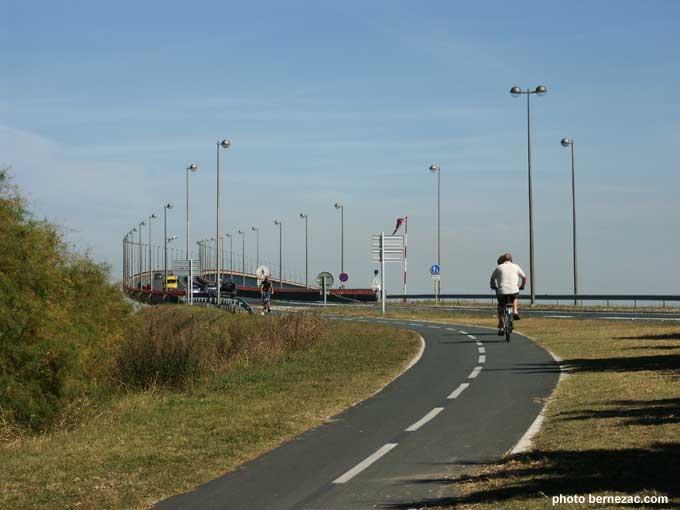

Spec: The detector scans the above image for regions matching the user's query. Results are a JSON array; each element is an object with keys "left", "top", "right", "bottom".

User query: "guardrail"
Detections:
[
  {"left": 386, "top": 294, "right": 680, "bottom": 308},
  {"left": 191, "top": 296, "right": 254, "bottom": 314}
]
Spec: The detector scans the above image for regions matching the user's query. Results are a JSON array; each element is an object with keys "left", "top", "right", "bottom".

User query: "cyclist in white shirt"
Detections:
[{"left": 490, "top": 253, "right": 527, "bottom": 335}]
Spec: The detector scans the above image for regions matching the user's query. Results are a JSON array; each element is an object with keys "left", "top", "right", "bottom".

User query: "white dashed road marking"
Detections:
[
  {"left": 468, "top": 366, "right": 483, "bottom": 379},
  {"left": 405, "top": 408, "right": 445, "bottom": 432},
  {"left": 478, "top": 355, "right": 486, "bottom": 364},
  {"left": 333, "top": 443, "right": 399, "bottom": 484},
  {"left": 467, "top": 335, "right": 477, "bottom": 340},
  {"left": 478, "top": 347, "right": 486, "bottom": 353},
  {"left": 447, "top": 383, "right": 470, "bottom": 400}
]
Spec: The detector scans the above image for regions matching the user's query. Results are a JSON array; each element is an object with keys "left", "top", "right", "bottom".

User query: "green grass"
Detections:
[
  {"left": 0, "top": 315, "right": 420, "bottom": 510},
  {"left": 314, "top": 307, "right": 679, "bottom": 509}
]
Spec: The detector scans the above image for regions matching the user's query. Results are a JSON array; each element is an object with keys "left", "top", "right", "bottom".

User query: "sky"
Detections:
[{"left": 2, "top": 1, "right": 679, "bottom": 294}]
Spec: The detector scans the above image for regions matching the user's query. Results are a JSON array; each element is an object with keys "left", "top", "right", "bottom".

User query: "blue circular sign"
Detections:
[{"left": 430, "top": 264, "right": 441, "bottom": 275}]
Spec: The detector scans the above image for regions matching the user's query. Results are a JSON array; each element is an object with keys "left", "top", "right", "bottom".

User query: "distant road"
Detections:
[{"left": 155, "top": 317, "right": 559, "bottom": 510}]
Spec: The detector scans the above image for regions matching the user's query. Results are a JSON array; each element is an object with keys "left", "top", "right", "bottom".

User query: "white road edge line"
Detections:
[
  {"left": 478, "top": 355, "right": 486, "bottom": 363},
  {"left": 405, "top": 407, "right": 445, "bottom": 432},
  {"left": 446, "top": 327, "right": 457, "bottom": 331},
  {"left": 429, "top": 325, "right": 441, "bottom": 329},
  {"left": 410, "top": 323, "right": 423, "bottom": 326},
  {"left": 333, "top": 443, "right": 399, "bottom": 484},
  {"left": 447, "top": 382, "right": 470, "bottom": 399},
  {"left": 468, "top": 366, "right": 483, "bottom": 379},
  {"left": 510, "top": 350, "right": 569, "bottom": 454}
]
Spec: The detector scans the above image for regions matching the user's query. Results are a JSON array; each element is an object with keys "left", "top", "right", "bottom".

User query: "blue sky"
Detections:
[{"left": 2, "top": 1, "right": 679, "bottom": 293}]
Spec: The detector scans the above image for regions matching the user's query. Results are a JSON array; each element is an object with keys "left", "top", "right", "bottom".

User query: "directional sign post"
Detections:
[
  {"left": 371, "top": 233, "right": 404, "bottom": 315},
  {"left": 430, "top": 264, "right": 441, "bottom": 302},
  {"left": 173, "top": 259, "right": 201, "bottom": 305},
  {"left": 316, "top": 272, "right": 334, "bottom": 308}
]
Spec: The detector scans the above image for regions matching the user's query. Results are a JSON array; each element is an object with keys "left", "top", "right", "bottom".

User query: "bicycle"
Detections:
[{"left": 502, "top": 301, "right": 514, "bottom": 342}]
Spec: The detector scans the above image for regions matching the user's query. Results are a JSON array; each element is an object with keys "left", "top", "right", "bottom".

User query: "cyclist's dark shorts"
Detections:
[
  {"left": 497, "top": 293, "right": 519, "bottom": 306},
  {"left": 262, "top": 291, "right": 272, "bottom": 302}
]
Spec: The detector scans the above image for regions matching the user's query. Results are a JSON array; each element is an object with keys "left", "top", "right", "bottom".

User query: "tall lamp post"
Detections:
[
  {"left": 138, "top": 220, "right": 146, "bottom": 289},
  {"left": 226, "top": 233, "right": 233, "bottom": 276},
  {"left": 334, "top": 202, "right": 344, "bottom": 279},
  {"left": 561, "top": 137, "right": 579, "bottom": 306},
  {"left": 428, "top": 164, "right": 441, "bottom": 302},
  {"left": 237, "top": 230, "right": 245, "bottom": 286},
  {"left": 163, "top": 203, "right": 173, "bottom": 290},
  {"left": 216, "top": 139, "right": 231, "bottom": 302},
  {"left": 299, "top": 213, "right": 308, "bottom": 288},
  {"left": 185, "top": 163, "right": 198, "bottom": 261},
  {"left": 510, "top": 84, "right": 547, "bottom": 305},
  {"left": 274, "top": 220, "right": 283, "bottom": 288},
  {"left": 148, "top": 213, "right": 157, "bottom": 290},
  {"left": 251, "top": 226, "right": 260, "bottom": 269}
]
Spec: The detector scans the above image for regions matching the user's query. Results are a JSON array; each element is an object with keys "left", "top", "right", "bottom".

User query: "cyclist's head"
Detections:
[
  {"left": 503, "top": 253, "right": 513, "bottom": 262},
  {"left": 497, "top": 255, "right": 504, "bottom": 265}
]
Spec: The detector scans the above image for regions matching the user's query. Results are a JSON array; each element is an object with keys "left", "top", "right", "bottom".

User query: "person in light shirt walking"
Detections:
[{"left": 490, "top": 253, "right": 527, "bottom": 335}]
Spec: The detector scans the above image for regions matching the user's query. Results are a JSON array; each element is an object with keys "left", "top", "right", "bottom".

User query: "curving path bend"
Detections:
[{"left": 155, "top": 317, "right": 560, "bottom": 510}]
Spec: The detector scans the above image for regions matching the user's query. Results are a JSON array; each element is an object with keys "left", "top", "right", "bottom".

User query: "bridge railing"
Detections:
[{"left": 386, "top": 294, "right": 680, "bottom": 308}]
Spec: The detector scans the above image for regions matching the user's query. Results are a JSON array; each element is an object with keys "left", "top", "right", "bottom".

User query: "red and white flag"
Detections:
[{"left": 392, "top": 218, "right": 404, "bottom": 235}]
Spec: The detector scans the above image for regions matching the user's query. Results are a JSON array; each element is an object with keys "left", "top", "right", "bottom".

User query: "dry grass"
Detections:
[{"left": 0, "top": 311, "right": 420, "bottom": 510}]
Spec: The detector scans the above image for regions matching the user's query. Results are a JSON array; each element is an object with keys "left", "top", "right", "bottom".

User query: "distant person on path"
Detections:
[
  {"left": 260, "top": 275, "right": 273, "bottom": 314},
  {"left": 490, "top": 253, "right": 527, "bottom": 335}
]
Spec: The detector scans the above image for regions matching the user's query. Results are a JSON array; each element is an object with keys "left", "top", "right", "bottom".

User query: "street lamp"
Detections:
[
  {"left": 274, "top": 220, "right": 283, "bottom": 288},
  {"left": 251, "top": 226, "right": 260, "bottom": 269},
  {"left": 299, "top": 213, "right": 309, "bottom": 288},
  {"left": 148, "top": 213, "right": 157, "bottom": 291},
  {"left": 185, "top": 163, "right": 198, "bottom": 262},
  {"left": 163, "top": 203, "right": 173, "bottom": 291},
  {"left": 237, "top": 230, "right": 245, "bottom": 286},
  {"left": 428, "top": 164, "right": 441, "bottom": 302},
  {"left": 216, "top": 138, "right": 231, "bottom": 302},
  {"left": 334, "top": 202, "right": 344, "bottom": 280},
  {"left": 225, "top": 233, "right": 233, "bottom": 276},
  {"left": 138, "top": 220, "right": 146, "bottom": 289},
  {"left": 510, "top": 84, "right": 547, "bottom": 304},
  {"left": 561, "top": 137, "right": 579, "bottom": 306}
]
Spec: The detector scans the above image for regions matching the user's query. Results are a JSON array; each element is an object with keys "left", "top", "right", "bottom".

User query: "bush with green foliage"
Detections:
[{"left": 0, "top": 169, "right": 131, "bottom": 431}]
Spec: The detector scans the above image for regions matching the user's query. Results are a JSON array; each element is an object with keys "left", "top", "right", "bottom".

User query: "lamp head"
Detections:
[
  {"left": 429, "top": 164, "right": 440, "bottom": 173},
  {"left": 510, "top": 86, "right": 522, "bottom": 97},
  {"left": 561, "top": 137, "right": 573, "bottom": 147},
  {"left": 299, "top": 213, "right": 307, "bottom": 219},
  {"left": 238, "top": 230, "right": 243, "bottom": 235},
  {"left": 274, "top": 220, "right": 281, "bottom": 225},
  {"left": 535, "top": 85, "right": 547, "bottom": 96},
  {"left": 219, "top": 139, "right": 231, "bottom": 149},
  {"left": 334, "top": 202, "right": 342, "bottom": 209},
  {"left": 226, "top": 233, "right": 231, "bottom": 238},
  {"left": 150, "top": 213, "right": 157, "bottom": 219},
  {"left": 165, "top": 202, "right": 173, "bottom": 209},
  {"left": 251, "top": 226, "right": 258, "bottom": 231},
  {"left": 187, "top": 164, "right": 198, "bottom": 172}
]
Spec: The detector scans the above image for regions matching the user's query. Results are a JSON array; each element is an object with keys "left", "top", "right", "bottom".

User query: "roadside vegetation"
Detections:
[
  {"left": 0, "top": 170, "right": 421, "bottom": 509},
  {"left": 316, "top": 306, "right": 679, "bottom": 509}
]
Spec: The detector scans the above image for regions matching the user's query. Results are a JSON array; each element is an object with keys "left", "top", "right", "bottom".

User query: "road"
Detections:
[{"left": 155, "top": 317, "right": 560, "bottom": 510}]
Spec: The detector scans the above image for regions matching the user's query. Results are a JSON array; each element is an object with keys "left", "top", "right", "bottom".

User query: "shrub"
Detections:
[
  {"left": 0, "top": 169, "right": 131, "bottom": 431},
  {"left": 114, "top": 307, "right": 327, "bottom": 390}
]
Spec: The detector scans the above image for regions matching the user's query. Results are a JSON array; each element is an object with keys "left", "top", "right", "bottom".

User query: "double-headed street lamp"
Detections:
[
  {"left": 561, "top": 137, "right": 579, "bottom": 306},
  {"left": 334, "top": 202, "right": 344, "bottom": 278},
  {"left": 509, "top": 84, "right": 547, "bottom": 305},
  {"left": 428, "top": 164, "right": 441, "bottom": 301},
  {"left": 299, "top": 213, "right": 308, "bottom": 288},
  {"left": 216, "top": 139, "right": 231, "bottom": 302},
  {"left": 274, "top": 220, "right": 283, "bottom": 288},
  {"left": 251, "top": 226, "right": 260, "bottom": 269},
  {"left": 163, "top": 203, "right": 173, "bottom": 290},
  {"left": 237, "top": 230, "right": 245, "bottom": 286}
]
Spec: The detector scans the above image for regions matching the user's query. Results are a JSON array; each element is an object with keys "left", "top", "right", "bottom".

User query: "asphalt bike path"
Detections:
[{"left": 155, "top": 317, "right": 559, "bottom": 510}]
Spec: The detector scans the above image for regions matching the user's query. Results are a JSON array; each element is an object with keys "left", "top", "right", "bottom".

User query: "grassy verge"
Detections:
[
  {"left": 0, "top": 310, "right": 420, "bottom": 510},
  {"left": 315, "top": 307, "right": 679, "bottom": 509}
]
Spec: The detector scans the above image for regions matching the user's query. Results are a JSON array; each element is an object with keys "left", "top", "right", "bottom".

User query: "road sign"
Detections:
[
  {"left": 371, "top": 235, "right": 404, "bottom": 262},
  {"left": 316, "top": 271, "right": 334, "bottom": 288},
  {"left": 339, "top": 272, "right": 349, "bottom": 283},
  {"left": 430, "top": 264, "right": 441, "bottom": 275},
  {"left": 173, "top": 259, "right": 201, "bottom": 277}
]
